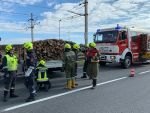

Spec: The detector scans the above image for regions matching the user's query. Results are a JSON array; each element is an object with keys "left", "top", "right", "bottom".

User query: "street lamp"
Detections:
[{"left": 59, "top": 19, "right": 61, "bottom": 39}]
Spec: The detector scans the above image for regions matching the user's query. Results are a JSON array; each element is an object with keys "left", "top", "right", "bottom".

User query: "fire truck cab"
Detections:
[{"left": 94, "top": 25, "right": 150, "bottom": 68}]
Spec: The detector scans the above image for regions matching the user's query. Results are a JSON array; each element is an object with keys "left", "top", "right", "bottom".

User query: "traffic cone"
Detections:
[{"left": 130, "top": 68, "right": 135, "bottom": 77}]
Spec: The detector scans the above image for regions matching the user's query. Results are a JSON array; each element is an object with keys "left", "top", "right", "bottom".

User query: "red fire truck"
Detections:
[{"left": 94, "top": 25, "right": 150, "bottom": 68}]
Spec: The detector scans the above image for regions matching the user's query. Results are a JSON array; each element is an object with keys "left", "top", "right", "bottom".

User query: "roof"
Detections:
[
  {"left": 96, "top": 27, "right": 150, "bottom": 34},
  {"left": 129, "top": 28, "right": 150, "bottom": 33}
]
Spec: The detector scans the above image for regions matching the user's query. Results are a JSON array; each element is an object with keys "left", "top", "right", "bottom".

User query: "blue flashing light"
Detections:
[
  {"left": 115, "top": 24, "right": 122, "bottom": 30},
  {"left": 97, "top": 29, "right": 101, "bottom": 33}
]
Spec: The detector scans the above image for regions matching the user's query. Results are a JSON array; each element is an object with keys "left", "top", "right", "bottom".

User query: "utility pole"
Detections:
[
  {"left": 67, "top": 0, "right": 88, "bottom": 45},
  {"left": 84, "top": 0, "right": 88, "bottom": 46},
  {"left": 29, "top": 13, "right": 34, "bottom": 42},
  {"left": 59, "top": 19, "right": 61, "bottom": 39},
  {"left": 27, "top": 13, "right": 40, "bottom": 42}
]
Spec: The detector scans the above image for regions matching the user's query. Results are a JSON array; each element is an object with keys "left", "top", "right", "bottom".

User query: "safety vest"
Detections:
[
  {"left": 5, "top": 54, "right": 18, "bottom": 71},
  {"left": 36, "top": 67, "right": 48, "bottom": 82}
]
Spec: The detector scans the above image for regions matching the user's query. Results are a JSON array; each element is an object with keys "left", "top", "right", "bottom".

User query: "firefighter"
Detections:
[
  {"left": 63, "top": 43, "right": 76, "bottom": 90},
  {"left": 86, "top": 42, "right": 99, "bottom": 89},
  {"left": 81, "top": 44, "right": 89, "bottom": 78},
  {"left": 72, "top": 43, "right": 80, "bottom": 86},
  {"left": 2, "top": 45, "right": 19, "bottom": 102},
  {"left": 72, "top": 43, "right": 80, "bottom": 76},
  {"left": 36, "top": 60, "right": 51, "bottom": 92},
  {"left": 23, "top": 42, "right": 37, "bottom": 102}
]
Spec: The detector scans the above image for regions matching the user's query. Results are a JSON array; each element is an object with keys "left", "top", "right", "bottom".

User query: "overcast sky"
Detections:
[{"left": 0, "top": 0, "right": 150, "bottom": 44}]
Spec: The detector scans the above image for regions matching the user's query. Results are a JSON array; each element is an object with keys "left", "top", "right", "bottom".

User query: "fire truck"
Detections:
[{"left": 94, "top": 24, "right": 150, "bottom": 68}]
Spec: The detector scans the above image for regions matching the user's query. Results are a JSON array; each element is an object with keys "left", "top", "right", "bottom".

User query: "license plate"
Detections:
[{"left": 100, "top": 55, "right": 106, "bottom": 60}]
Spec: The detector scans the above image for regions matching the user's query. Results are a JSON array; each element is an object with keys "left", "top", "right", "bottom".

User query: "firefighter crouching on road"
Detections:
[
  {"left": 2, "top": 45, "right": 19, "bottom": 102},
  {"left": 81, "top": 44, "right": 89, "bottom": 78},
  {"left": 72, "top": 43, "right": 80, "bottom": 85},
  {"left": 63, "top": 43, "right": 76, "bottom": 90},
  {"left": 86, "top": 42, "right": 99, "bottom": 89},
  {"left": 23, "top": 42, "right": 37, "bottom": 102},
  {"left": 36, "top": 60, "right": 51, "bottom": 92}
]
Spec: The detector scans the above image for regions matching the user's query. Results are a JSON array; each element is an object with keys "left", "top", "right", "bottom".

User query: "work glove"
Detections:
[{"left": 25, "top": 66, "right": 34, "bottom": 77}]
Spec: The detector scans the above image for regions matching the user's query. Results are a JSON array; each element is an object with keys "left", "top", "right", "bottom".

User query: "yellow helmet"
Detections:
[
  {"left": 73, "top": 43, "right": 80, "bottom": 50},
  {"left": 89, "top": 42, "right": 96, "bottom": 48},
  {"left": 39, "top": 60, "right": 46, "bottom": 65},
  {"left": 5, "top": 44, "right": 13, "bottom": 52},
  {"left": 86, "top": 43, "right": 89, "bottom": 47},
  {"left": 24, "top": 42, "right": 33, "bottom": 50},
  {"left": 65, "top": 43, "right": 71, "bottom": 49},
  {"left": 23, "top": 42, "right": 28, "bottom": 48}
]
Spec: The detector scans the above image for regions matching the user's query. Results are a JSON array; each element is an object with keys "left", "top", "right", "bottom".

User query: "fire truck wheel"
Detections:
[
  {"left": 99, "top": 62, "right": 106, "bottom": 66},
  {"left": 122, "top": 56, "right": 131, "bottom": 69}
]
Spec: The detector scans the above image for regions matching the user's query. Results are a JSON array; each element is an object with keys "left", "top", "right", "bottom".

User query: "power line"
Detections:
[
  {"left": 26, "top": 13, "right": 40, "bottom": 42},
  {"left": 68, "top": 0, "right": 84, "bottom": 11},
  {"left": 62, "top": 15, "right": 83, "bottom": 21},
  {"left": 67, "top": 0, "right": 88, "bottom": 45},
  {"left": 73, "top": 5, "right": 85, "bottom": 11}
]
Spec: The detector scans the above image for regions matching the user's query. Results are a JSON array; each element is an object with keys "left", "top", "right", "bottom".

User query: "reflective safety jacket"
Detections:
[
  {"left": 36, "top": 65, "right": 48, "bottom": 82},
  {"left": 4, "top": 54, "right": 18, "bottom": 71}
]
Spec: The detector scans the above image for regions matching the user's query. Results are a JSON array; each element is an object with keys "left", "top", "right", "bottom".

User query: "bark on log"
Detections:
[{"left": 0, "top": 39, "right": 78, "bottom": 61}]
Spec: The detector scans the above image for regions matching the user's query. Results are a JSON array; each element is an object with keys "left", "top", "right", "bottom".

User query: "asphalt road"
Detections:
[{"left": 1, "top": 63, "right": 150, "bottom": 113}]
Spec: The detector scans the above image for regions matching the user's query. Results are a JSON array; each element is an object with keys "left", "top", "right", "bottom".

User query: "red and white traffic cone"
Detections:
[{"left": 130, "top": 68, "right": 135, "bottom": 77}]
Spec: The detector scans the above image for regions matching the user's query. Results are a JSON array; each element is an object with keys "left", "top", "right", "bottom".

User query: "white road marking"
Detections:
[
  {"left": 2, "top": 77, "right": 127, "bottom": 112},
  {"left": 139, "top": 70, "right": 150, "bottom": 75}
]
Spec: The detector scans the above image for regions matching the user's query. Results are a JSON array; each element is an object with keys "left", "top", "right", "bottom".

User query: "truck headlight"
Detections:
[{"left": 110, "top": 56, "right": 116, "bottom": 60}]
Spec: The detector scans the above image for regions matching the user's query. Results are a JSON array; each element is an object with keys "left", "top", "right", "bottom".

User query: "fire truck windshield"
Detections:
[{"left": 94, "top": 30, "right": 118, "bottom": 43}]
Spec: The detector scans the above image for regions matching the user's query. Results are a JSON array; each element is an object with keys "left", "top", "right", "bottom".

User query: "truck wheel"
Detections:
[
  {"left": 100, "top": 62, "right": 106, "bottom": 66},
  {"left": 122, "top": 56, "right": 131, "bottom": 69}
]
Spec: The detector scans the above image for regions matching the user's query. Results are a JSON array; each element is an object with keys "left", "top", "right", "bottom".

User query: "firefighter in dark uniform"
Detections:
[
  {"left": 23, "top": 42, "right": 37, "bottom": 102},
  {"left": 72, "top": 43, "right": 80, "bottom": 86},
  {"left": 36, "top": 60, "right": 51, "bottom": 92},
  {"left": 2, "top": 45, "right": 19, "bottom": 102},
  {"left": 86, "top": 42, "right": 99, "bottom": 89},
  {"left": 63, "top": 43, "right": 76, "bottom": 90},
  {"left": 81, "top": 44, "right": 89, "bottom": 78}
]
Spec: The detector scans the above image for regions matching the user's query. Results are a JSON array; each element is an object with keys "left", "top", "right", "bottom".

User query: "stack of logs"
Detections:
[
  {"left": 34, "top": 39, "right": 68, "bottom": 60},
  {"left": 0, "top": 39, "right": 77, "bottom": 60}
]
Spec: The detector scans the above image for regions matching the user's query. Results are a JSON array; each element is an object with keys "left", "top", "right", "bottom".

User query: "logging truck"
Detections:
[
  {"left": 45, "top": 60, "right": 63, "bottom": 72},
  {"left": 94, "top": 25, "right": 150, "bottom": 68}
]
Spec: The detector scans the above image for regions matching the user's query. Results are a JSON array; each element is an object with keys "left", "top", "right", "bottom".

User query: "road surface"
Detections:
[{"left": 0, "top": 63, "right": 150, "bottom": 113}]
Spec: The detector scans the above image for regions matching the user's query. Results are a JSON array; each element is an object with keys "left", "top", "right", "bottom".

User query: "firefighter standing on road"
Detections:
[
  {"left": 2, "top": 45, "right": 19, "bottom": 102},
  {"left": 72, "top": 43, "right": 80, "bottom": 85},
  {"left": 63, "top": 43, "right": 76, "bottom": 90},
  {"left": 86, "top": 42, "right": 99, "bottom": 89},
  {"left": 81, "top": 44, "right": 89, "bottom": 78},
  {"left": 23, "top": 42, "right": 37, "bottom": 102}
]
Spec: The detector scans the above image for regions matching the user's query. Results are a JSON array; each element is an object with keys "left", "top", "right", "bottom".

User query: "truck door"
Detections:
[
  {"left": 131, "top": 31, "right": 139, "bottom": 61},
  {"left": 118, "top": 31, "right": 128, "bottom": 53}
]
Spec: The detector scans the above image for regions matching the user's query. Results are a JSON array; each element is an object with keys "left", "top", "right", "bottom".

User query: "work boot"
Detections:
[
  {"left": 91, "top": 79, "right": 97, "bottom": 89},
  {"left": 10, "top": 89, "right": 19, "bottom": 98},
  {"left": 75, "top": 77, "right": 78, "bottom": 86},
  {"left": 81, "top": 73, "right": 87, "bottom": 78},
  {"left": 67, "top": 80, "right": 72, "bottom": 90},
  {"left": 25, "top": 95, "right": 35, "bottom": 102},
  {"left": 72, "top": 79, "right": 76, "bottom": 88},
  {"left": 3, "top": 90, "right": 8, "bottom": 102}
]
